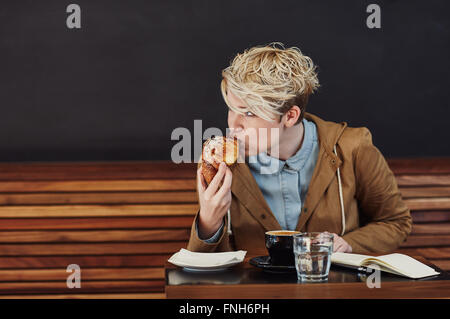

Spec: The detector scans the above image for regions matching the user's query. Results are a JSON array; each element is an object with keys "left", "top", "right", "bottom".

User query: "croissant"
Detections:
[{"left": 201, "top": 136, "right": 239, "bottom": 185}]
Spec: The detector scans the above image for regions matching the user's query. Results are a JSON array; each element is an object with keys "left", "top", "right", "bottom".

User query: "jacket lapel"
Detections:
[
  {"left": 294, "top": 144, "right": 342, "bottom": 231},
  {"left": 230, "top": 163, "right": 282, "bottom": 231}
]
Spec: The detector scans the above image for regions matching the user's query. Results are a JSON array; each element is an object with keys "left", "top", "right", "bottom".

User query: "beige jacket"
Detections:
[{"left": 187, "top": 112, "right": 412, "bottom": 255}]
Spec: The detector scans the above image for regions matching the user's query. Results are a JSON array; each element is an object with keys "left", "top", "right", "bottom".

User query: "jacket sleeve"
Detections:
[
  {"left": 185, "top": 155, "right": 233, "bottom": 252},
  {"left": 186, "top": 210, "right": 233, "bottom": 252},
  {"left": 196, "top": 219, "right": 224, "bottom": 243},
  {"left": 342, "top": 127, "right": 413, "bottom": 254}
]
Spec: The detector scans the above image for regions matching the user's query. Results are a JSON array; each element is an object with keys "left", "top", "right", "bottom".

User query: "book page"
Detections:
[
  {"left": 331, "top": 252, "right": 372, "bottom": 267},
  {"left": 362, "top": 253, "right": 440, "bottom": 279}
]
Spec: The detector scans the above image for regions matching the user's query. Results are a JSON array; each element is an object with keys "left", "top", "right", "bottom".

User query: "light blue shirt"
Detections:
[
  {"left": 196, "top": 118, "right": 319, "bottom": 241},
  {"left": 247, "top": 118, "right": 319, "bottom": 230}
]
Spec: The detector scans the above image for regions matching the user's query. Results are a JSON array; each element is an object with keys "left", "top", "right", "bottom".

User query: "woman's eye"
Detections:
[{"left": 245, "top": 111, "right": 254, "bottom": 117}]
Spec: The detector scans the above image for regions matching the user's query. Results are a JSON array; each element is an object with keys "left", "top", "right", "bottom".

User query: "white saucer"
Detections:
[
  {"left": 170, "top": 260, "right": 243, "bottom": 272},
  {"left": 182, "top": 266, "right": 229, "bottom": 272}
]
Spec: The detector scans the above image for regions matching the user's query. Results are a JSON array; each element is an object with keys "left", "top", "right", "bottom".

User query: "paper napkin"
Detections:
[{"left": 168, "top": 248, "right": 247, "bottom": 268}]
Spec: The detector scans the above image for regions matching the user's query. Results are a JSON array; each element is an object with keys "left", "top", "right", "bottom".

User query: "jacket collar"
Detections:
[{"left": 230, "top": 112, "right": 348, "bottom": 232}]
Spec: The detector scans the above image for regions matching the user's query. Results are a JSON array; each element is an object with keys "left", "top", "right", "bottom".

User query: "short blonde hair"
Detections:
[{"left": 221, "top": 42, "right": 319, "bottom": 124}]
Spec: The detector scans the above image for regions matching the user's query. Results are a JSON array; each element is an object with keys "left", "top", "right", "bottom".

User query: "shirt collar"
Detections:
[{"left": 247, "top": 118, "right": 316, "bottom": 174}]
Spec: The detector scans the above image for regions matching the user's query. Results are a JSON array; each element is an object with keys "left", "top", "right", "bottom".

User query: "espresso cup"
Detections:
[{"left": 265, "top": 230, "right": 301, "bottom": 266}]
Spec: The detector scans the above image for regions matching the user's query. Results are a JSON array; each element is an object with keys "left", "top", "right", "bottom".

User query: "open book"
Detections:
[{"left": 331, "top": 252, "right": 440, "bottom": 279}]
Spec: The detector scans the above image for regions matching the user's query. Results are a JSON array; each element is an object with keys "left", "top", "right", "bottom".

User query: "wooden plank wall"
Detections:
[
  {"left": 389, "top": 158, "right": 450, "bottom": 271},
  {"left": 0, "top": 158, "right": 449, "bottom": 298},
  {"left": 0, "top": 162, "right": 198, "bottom": 298}
]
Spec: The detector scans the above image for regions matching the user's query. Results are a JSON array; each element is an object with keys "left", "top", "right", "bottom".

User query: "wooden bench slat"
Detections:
[
  {"left": 0, "top": 242, "right": 187, "bottom": 256},
  {"left": 0, "top": 191, "right": 197, "bottom": 205},
  {"left": 0, "top": 158, "right": 447, "bottom": 181},
  {"left": 399, "top": 186, "right": 450, "bottom": 198},
  {"left": 0, "top": 216, "right": 194, "bottom": 231},
  {"left": 400, "top": 235, "right": 450, "bottom": 247},
  {"left": 0, "top": 176, "right": 447, "bottom": 192},
  {"left": 395, "top": 174, "right": 450, "bottom": 186},
  {"left": 404, "top": 198, "right": 450, "bottom": 210},
  {"left": 0, "top": 204, "right": 198, "bottom": 218},
  {"left": 0, "top": 179, "right": 196, "bottom": 192},
  {"left": 0, "top": 255, "right": 172, "bottom": 269},
  {"left": 0, "top": 229, "right": 190, "bottom": 243},
  {"left": 0, "top": 162, "right": 197, "bottom": 181},
  {"left": 0, "top": 267, "right": 164, "bottom": 282},
  {"left": 0, "top": 177, "right": 446, "bottom": 194},
  {"left": 411, "top": 211, "right": 450, "bottom": 223},
  {"left": 412, "top": 223, "right": 450, "bottom": 235},
  {"left": 0, "top": 280, "right": 165, "bottom": 294},
  {"left": 387, "top": 158, "right": 450, "bottom": 174},
  {"left": 5, "top": 188, "right": 446, "bottom": 205}
]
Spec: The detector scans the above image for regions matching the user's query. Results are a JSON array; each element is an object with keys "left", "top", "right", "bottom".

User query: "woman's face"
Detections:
[{"left": 226, "top": 90, "right": 283, "bottom": 157}]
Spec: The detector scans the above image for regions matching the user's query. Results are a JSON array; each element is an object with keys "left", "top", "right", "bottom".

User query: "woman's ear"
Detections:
[{"left": 284, "top": 105, "right": 301, "bottom": 127}]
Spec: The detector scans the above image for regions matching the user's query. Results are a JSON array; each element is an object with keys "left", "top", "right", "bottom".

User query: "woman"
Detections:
[{"left": 187, "top": 42, "right": 412, "bottom": 256}]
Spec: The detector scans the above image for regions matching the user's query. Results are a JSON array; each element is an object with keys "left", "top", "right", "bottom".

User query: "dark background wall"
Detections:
[{"left": 1, "top": 0, "right": 449, "bottom": 162}]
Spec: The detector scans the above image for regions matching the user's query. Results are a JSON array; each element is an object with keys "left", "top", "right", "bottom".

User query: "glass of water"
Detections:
[{"left": 293, "top": 232, "right": 334, "bottom": 282}]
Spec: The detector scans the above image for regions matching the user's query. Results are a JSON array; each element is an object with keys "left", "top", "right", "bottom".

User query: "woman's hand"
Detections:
[
  {"left": 197, "top": 162, "right": 233, "bottom": 239},
  {"left": 331, "top": 233, "right": 353, "bottom": 253}
]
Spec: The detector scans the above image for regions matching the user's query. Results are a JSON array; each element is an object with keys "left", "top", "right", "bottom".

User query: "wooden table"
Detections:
[{"left": 165, "top": 255, "right": 450, "bottom": 299}]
